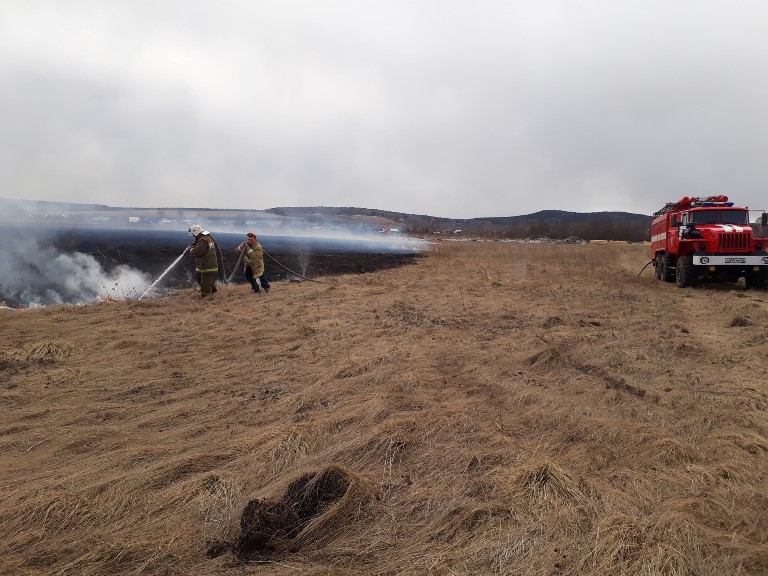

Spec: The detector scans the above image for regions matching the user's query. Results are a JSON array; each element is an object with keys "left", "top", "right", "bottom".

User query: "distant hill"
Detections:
[
  {"left": 1, "top": 198, "right": 652, "bottom": 241},
  {"left": 0, "top": 197, "right": 112, "bottom": 212},
  {"left": 268, "top": 206, "right": 652, "bottom": 241}
]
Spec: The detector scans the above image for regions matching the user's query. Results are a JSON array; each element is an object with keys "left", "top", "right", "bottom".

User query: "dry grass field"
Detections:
[{"left": 1, "top": 241, "right": 767, "bottom": 576}]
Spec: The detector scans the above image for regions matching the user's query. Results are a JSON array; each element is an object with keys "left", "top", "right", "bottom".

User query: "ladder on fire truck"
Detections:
[{"left": 653, "top": 195, "right": 732, "bottom": 217}]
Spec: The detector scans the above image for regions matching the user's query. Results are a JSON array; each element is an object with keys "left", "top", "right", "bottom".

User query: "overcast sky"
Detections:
[{"left": 1, "top": 1, "right": 767, "bottom": 219}]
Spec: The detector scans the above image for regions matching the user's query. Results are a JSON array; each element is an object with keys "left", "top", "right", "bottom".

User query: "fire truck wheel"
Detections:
[
  {"left": 662, "top": 253, "right": 676, "bottom": 282},
  {"left": 675, "top": 255, "right": 698, "bottom": 288},
  {"left": 654, "top": 254, "right": 663, "bottom": 280}
]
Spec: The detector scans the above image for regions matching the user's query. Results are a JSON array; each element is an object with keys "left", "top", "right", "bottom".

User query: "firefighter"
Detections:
[
  {"left": 235, "top": 232, "right": 270, "bottom": 294},
  {"left": 187, "top": 224, "right": 219, "bottom": 297}
]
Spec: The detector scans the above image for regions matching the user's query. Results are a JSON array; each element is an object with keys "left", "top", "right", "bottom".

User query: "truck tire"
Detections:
[
  {"left": 662, "top": 253, "right": 676, "bottom": 282},
  {"left": 675, "top": 255, "right": 698, "bottom": 288},
  {"left": 746, "top": 269, "right": 768, "bottom": 290}
]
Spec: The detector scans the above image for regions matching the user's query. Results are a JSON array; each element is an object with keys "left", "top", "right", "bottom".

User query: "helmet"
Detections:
[
  {"left": 188, "top": 224, "right": 203, "bottom": 236},
  {"left": 246, "top": 232, "right": 257, "bottom": 238}
]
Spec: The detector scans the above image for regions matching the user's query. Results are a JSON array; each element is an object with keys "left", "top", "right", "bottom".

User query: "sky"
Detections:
[{"left": 1, "top": 1, "right": 768, "bottom": 219}]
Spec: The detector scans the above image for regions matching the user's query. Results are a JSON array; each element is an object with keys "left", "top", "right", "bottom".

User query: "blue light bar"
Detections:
[{"left": 698, "top": 201, "right": 735, "bottom": 207}]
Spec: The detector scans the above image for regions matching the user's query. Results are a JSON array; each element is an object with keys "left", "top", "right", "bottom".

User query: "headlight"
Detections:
[
  {"left": 762, "top": 257, "right": 768, "bottom": 264},
  {"left": 700, "top": 257, "right": 710, "bottom": 264}
]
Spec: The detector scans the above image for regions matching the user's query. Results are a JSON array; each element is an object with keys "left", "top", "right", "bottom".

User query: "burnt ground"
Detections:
[{"left": 2, "top": 225, "right": 424, "bottom": 306}]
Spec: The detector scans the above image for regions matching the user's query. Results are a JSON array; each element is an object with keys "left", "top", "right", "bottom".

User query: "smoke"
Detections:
[
  {"left": 0, "top": 237, "right": 150, "bottom": 308},
  {"left": 0, "top": 204, "right": 432, "bottom": 309}
]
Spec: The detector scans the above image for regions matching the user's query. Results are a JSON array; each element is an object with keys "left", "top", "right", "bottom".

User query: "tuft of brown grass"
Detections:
[
  {"left": 527, "top": 345, "right": 574, "bottom": 371},
  {"left": 516, "top": 462, "right": 586, "bottom": 505},
  {"left": 266, "top": 428, "right": 317, "bottom": 476},
  {"left": 197, "top": 474, "right": 242, "bottom": 550},
  {"left": 0, "top": 349, "right": 22, "bottom": 369},
  {"left": 730, "top": 315, "right": 753, "bottom": 327},
  {"left": 25, "top": 340, "right": 74, "bottom": 362}
]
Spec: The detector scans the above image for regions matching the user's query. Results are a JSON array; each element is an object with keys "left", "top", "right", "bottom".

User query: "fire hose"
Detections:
[
  {"left": 264, "top": 249, "right": 326, "bottom": 283},
  {"left": 636, "top": 260, "right": 654, "bottom": 277},
  {"left": 226, "top": 249, "right": 245, "bottom": 283},
  {"left": 216, "top": 244, "right": 228, "bottom": 283}
]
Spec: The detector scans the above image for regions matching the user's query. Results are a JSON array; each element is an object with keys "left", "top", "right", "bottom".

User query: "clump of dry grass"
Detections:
[
  {"left": 583, "top": 515, "right": 647, "bottom": 570},
  {"left": 386, "top": 300, "right": 427, "bottom": 326},
  {"left": 267, "top": 428, "right": 316, "bottom": 475},
  {"left": 730, "top": 315, "right": 753, "bottom": 327},
  {"left": 712, "top": 431, "right": 768, "bottom": 456},
  {"left": 0, "top": 349, "right": 22, "bottom": 369},
  {"left": 527, "top": 345, "right": 574, "bottom": 371},
  {"left": 542, "top": 315, "right": 565, "bottom": 328},
  {"left": 284, "top": 465, "right": 377, "bottom": 551},
  {"left": 643, "top": 437, "right": 700, "bottom": 465},
  {"left": 310, "top": 318, "right": 343, "bottom": 331},
  {"left": 516, "top": 462, "right": 586, "bottom": 505},
  {"left": 25, "top": 340, "right": 74, "bottom": 362},
  {"left": 198, "top": 474, "right": 242, "bottom": 552},
  {"left": 579, "top": 513, "right": 699, "bottom": 575}
]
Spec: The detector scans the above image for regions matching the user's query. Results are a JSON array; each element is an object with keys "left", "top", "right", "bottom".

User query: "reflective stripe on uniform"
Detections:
[{"left": 196, "top": 268, "right": 219, "bottom": 273}]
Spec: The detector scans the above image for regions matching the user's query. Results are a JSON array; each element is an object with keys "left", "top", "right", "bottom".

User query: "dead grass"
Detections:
[
  {"left": 1, "top": 241, "right": 767, "bottom": 575},
  {"left": 25, "top": 340, "right": 74, "bottom": 362}
]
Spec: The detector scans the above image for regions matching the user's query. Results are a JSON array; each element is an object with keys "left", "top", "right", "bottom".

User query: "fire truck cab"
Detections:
[{"left": 651, "top": 195, "right": 768, "bottom": 288}]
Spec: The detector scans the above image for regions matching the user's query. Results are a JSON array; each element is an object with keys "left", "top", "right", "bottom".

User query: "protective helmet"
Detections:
[
  {"left": 246, "top": 232, "right": 257, "bottom": 238},
  {"left": 188, "top": 224, "right": 203, "bottom": 236}
]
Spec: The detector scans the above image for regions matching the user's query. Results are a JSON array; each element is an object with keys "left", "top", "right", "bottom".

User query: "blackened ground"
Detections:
[
  {"left": 2, "top": 226, "right": 423, "bottom": 305},
  {"left": 56, "top": 228, "right": 422, "bottom": 281}
]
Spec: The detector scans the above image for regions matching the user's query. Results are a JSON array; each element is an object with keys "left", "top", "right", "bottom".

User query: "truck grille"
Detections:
[{"left": 719, "top": 232, "right": 751, "bottom": 251}]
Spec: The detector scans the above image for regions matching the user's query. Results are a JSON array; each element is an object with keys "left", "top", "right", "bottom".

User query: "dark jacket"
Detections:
[{"left": 189, "top": 233, "right": 218, "bottom": 272}]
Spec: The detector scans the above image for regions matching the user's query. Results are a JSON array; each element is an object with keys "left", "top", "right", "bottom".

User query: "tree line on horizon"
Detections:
[{"left": 267, "top": 206, "right": 653, "bottom": 242}]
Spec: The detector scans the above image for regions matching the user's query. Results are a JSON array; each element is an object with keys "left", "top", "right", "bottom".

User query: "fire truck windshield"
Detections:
[{"left": 689, "top": 210, "right": 749, "bottom": 225}]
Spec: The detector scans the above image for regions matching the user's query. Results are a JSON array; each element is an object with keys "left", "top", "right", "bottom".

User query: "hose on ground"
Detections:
[
  {"left": 637, "top": 260, "right": 654, "bottom": 277},
  {"left": 263, "top": 249, "right": 326, "bottom": 283}
]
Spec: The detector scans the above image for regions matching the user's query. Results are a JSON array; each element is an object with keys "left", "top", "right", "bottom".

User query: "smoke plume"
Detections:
[{"left": 0, "top": 238, "right": 150, "bottom": 308}]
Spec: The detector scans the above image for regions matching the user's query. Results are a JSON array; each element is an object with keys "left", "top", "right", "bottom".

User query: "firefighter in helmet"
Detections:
[
  {"left": 235, "top": 232, "right": 270, "bottom": 293},
  {"left": 187, "top": 224, "right": 219, "bottom": 297}
]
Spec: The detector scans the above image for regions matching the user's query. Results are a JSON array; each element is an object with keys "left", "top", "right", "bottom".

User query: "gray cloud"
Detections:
[{"left": 2, "top": 1, "right": 768, "bottom": 218}]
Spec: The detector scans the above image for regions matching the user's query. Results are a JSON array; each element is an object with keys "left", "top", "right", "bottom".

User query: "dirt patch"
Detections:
[
  {"left": 222, "top": 465, "right": 373, "bottom": 560},
  {"left": 235, "top": 500, "right": 299, "bottom": 553}
]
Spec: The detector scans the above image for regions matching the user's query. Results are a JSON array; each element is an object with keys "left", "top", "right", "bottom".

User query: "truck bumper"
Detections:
[{"left": 693, "top": 255, "right": 768, "bottom": 266}]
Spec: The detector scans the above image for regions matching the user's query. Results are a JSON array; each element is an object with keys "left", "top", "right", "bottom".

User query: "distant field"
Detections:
[{"left": 1, "top": 242, "right": 767, "bottom": 575}]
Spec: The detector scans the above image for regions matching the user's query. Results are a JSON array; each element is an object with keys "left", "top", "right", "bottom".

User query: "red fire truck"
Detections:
[{"left": 651, "top": 195, "right": 768, "bottom": 288}]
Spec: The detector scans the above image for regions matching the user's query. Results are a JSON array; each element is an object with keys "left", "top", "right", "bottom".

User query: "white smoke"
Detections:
[{"left": 0, "top": 238, "right": 150, "bottom": 307}]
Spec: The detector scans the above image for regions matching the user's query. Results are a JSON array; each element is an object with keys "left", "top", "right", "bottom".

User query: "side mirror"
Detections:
[
  {"left": 762, "top": 213, "right": 767, "bottom": 227},
  {"left": 671, "top": 220, "right": 682, "bottom": 227}
]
